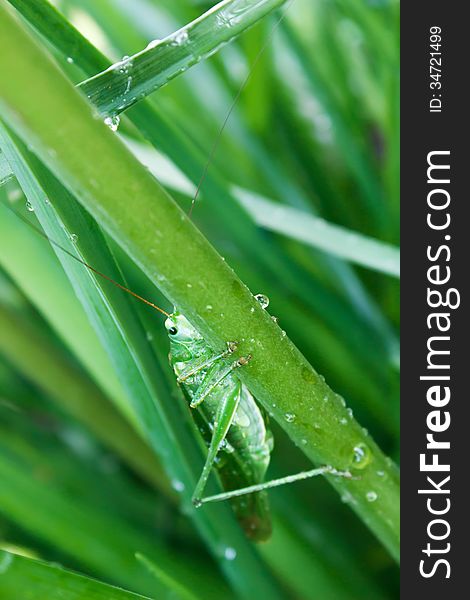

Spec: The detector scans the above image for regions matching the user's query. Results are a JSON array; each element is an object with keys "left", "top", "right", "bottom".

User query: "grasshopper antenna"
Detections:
[
  {"left": 188, "top": 0, "right": 295, "bottom": 218},
  {"left": 4, "top": 202, "right": 170, "bottom": 318}
]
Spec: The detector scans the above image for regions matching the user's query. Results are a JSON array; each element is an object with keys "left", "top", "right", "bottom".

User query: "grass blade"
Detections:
[
  {"left": 236, "top": 189, "right": 400, "bottom": 277},
  {"left": 0, "top": 551, "right": 155, "bottom": 600},
  {"left": 136, "top": 554, "right": 199, "bottom": 600},
  {"left": 79, "top": 0, "right": 287, "bottom": 117}
]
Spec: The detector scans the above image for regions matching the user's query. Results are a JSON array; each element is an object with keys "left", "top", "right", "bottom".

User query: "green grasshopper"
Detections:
[{"left": 163, "top": 300, "right": 349, "bottom": 541}]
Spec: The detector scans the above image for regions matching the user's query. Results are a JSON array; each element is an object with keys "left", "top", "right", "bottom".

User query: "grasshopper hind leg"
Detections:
[{"left": 198, "top": 466, "right": 353, "bottom": 505}]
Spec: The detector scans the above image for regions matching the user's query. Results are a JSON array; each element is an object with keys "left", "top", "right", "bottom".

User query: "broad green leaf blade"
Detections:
[
  {"left": 0, "top": 552, "right": 154, "bottom": 600},
  {"left": 0, "top": 3, "right": 399, "bottom": 562},
  {"left": 79, "top": 0, "right": 287, "bottom": 117}
]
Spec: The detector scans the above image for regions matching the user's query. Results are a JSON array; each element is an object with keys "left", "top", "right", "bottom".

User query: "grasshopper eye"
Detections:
[{"left": 168, "top": 327, "right": 178, "bottom": 336}]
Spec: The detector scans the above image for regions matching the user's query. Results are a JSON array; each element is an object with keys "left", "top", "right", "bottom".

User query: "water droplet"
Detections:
[
  {"left": 351, "top": 443, "right": 372, "bottom": 469},
  {"left": 67, "top": 56, "right": 74, "bottom": 64},
  {"left": 70, "top": 233, "right": 78, "bottom": 243},
  {"left": 115, "top": 55, "right": 133, "bottom": 75},
  {"left": 301, "top": 438, "right": 308, "bottom": 445},
  {"left": 301, "top": 367, "right": 316, "bottom": 383},
  {"left": 347, "top": 408, "right": 354, "bottom": 418},
  {"left": 186, "top": 283, "right": 192, "bottom": 288},
  {"left": 104, "top": 115, "right": 120, "bottom": 131},
  {"left": 376, "top": 470, "right": 385, "bottom": 477},
  {"left": 173, "top": 30, "right": 189, "bottom": 46},
  {"left": 366, "top": 491, "right": 378, "bottom": 502},
  {"left": 254, "top": 293, "right": 269, "bottom": 309},
  {"left": 146, "top": 39, "right": 161, "bottom": 50},
  {"left": 224, "top": 547, "right": 237, "bottom": 561},
  {"left": 171, "top": 479, "right": 185, "bottom": 492},
  {"left": 26, "top": 201, "right": 34, "bottom": 212},
  {"left": 205, "top": 305, "right": 213, "bottom": 311},
  {"left": 284, "top": 412, "right": 296, "bottom": 423},
  {"left": 340, "top": 417, "right": 348, "bottom": 425},
  {"left": 216, "top": 13, "right": 232, "bottom": 28},
  {"left": 146, "top": 331, "right": 154, "bottom": 342},
  {"left": 281, "top": 330, "right": 286, "bottom": 338}
]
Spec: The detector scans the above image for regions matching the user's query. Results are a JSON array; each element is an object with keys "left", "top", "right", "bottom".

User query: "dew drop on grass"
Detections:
[
  {"left": 366, "top": 491, "right": 378, "bottom": 502},
  {"left": 171, "top": 479, "right": 185, "bottom": 493},
  {"left": 146, "top": 39, "right": 161, "bottom": 50},
  {"left": 67, "top": 56, "right": 74, "bottom": 64},
  {"left": 351, "top": 443, "right": 372, "bottom": 469},
  {"left": 224, "top": 547, "right": 237, "bottom": 561},
  {"left": 26, "top": 201, "right": 34, "bottom": 212},
  {"left": 254, "top": 293, "right": 269, "bottom": 309},
  {"left": 173, "top": 30, "right": 189, "bottom": 46},
  {"left": 104, "top": 115, "right": 120, "bottom": 132},
  {"left": 70, "top": 233, "right": 78, "bottom": 243},
  {"left": 284, "top": 412, "right": 296, "bottom": 423}
]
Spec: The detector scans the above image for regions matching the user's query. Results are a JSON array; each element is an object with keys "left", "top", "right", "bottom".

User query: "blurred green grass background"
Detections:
[{"left": 0, "top": 0, "right": 399, "bottom": 598}]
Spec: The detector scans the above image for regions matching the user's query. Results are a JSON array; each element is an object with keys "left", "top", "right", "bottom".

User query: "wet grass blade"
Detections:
[{"left": 79, "top": 0, "right": 287, "bottom": 117}]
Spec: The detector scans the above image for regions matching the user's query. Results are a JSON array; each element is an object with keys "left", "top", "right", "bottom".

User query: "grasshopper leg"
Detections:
[
  {"left": 192, "top": 379, "right": 242, "bottom": 507},
  {"left": 198, "top": 466, "right": 354, "bottom": 504}
]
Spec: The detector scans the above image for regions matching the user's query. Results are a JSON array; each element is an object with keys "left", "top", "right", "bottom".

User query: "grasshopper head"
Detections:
[{"left": 165, "top": 311, "right": 202, "bottom": 343}]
